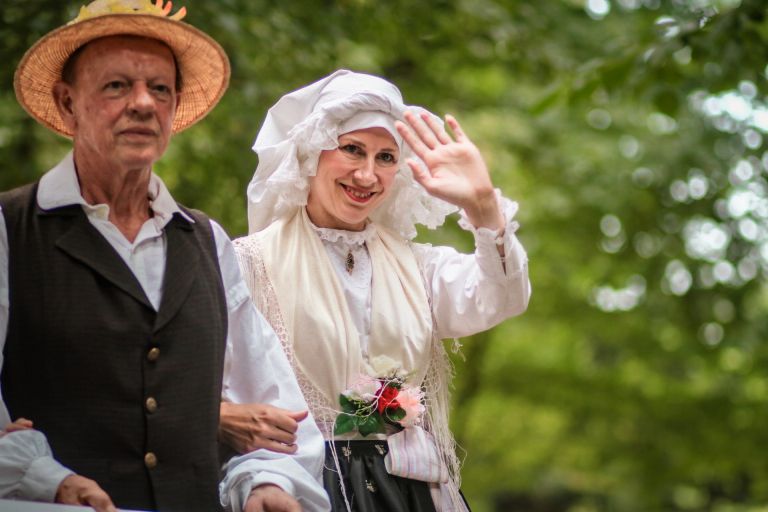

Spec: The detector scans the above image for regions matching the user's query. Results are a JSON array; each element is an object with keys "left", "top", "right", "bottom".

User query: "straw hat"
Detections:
[{"left": 14, "top": 0, "right": 230, "bottom": 137}]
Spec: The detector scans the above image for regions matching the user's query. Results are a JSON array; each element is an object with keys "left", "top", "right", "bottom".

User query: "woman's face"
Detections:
[{"left": 307, "top": 127, "right": 400, "bottom": 231}]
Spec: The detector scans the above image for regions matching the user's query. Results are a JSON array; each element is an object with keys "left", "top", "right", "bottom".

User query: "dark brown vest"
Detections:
[{"left": 0, "top": 183, "right": 227, "bottom": 511}]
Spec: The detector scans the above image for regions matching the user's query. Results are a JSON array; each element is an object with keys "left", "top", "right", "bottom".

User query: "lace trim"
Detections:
[
  {"left": 310, "top": 220, "right": 377, "bottom": 246},
  {"left": 233, "top": 236, "right": 337, "bottom": 427},
  {"left": 233, "top": 234, "right": 467, "bottom": 512},
  {"left": 457, "top": 189, "right": 520, "bottom": 243},
  {"left": 413, "top": 243, "right": 467, "bottom": 512}
]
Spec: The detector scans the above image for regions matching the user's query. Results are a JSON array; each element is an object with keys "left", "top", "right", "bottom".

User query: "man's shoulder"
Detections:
[
  {"left": 0, "top": 182, "right": 38, "bottom": 215},
  {"left": 0, "top": 182, "right": 37, "bottom": 204},
  {"left": 175, "top": 203, "right": 209, "bottom": 223}
]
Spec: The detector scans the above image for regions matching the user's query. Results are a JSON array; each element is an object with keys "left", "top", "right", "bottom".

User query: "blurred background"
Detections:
[{"left": 2, "top": 0, "right": 767, "bottom": 510}]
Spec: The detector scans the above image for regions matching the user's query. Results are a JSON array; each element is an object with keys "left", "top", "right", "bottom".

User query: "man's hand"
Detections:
[
  {"left": 220, "top": 402, "right": 308, "bottom": 454},
  {"left": 244, "top": 484, "right": 301, "bottom": 512},
  {"left": 55, "top": 474, "right": 116, "bottom": 512}
]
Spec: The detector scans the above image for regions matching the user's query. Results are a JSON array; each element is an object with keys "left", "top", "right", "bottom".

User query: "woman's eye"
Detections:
[
  {"left": 340, "top": 144, "right": 362, "bottom": 156},
  {"left": 377, "top": 152, "right": 398, "bottom": 165}
]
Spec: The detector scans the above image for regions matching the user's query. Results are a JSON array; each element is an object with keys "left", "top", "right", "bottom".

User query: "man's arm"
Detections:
[{"left": 211, "top": 221, "right": 330, "bottom": 512}]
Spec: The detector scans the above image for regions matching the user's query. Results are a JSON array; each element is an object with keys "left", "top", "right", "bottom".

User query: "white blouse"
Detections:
[{"left": 310, "top": 194, "right": 530, "bottom": 354}]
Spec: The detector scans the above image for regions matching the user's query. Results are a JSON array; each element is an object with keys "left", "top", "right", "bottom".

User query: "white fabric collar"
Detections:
[
  {"left": 309, "top": 221, "right": 378, "bottom": 246},
  {"left": 37, "top": 151, "right": 194, "bottom": 225}
]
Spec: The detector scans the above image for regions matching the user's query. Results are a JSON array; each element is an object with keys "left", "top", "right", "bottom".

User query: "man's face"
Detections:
[{"left": 55, "top": 35, "right": 178, "bottom": 172}]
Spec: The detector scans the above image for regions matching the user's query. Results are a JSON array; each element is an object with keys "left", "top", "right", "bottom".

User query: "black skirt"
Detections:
[{"left": 323, "top": 440, "right": 437, "bottom": 512}]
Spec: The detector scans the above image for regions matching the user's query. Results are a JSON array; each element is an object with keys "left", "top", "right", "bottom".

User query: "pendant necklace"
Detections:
[{"left": 345, "top": 249, "right": 355, "bottom": 274}]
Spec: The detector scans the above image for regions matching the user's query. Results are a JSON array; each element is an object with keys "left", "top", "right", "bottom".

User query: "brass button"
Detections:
[
  {"left": 144, "top": 452, "right": 157, "bottom": 469},
  {"left": 147, "top": 347, "right": 160, "bottom": 362},
  {"left": 145, "top": 397, "right": 158, "bottom": 413}
]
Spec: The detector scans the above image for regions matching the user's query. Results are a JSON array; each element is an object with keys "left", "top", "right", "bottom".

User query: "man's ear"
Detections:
[
  {"left": 173, "top": 89, "right": 181, "bottom": 119},
  {"left": 52, "top": 81, "right": 77, "bottom": 132}
]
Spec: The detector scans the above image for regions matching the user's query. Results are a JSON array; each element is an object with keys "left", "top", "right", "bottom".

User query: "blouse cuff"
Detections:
[
  {"left": 457, "top": 190, "right": 523, "bottom": 276},
  {"left": 20, "top": 455, "right": 73, "bottom": 502},
  {"left": 2, "top": 430, "right": 74, "bottom": 501}
]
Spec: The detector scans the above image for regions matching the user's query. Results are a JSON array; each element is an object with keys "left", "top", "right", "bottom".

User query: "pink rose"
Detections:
[{"left": 396, "top": 387, "right": 425, "bottom": 427}]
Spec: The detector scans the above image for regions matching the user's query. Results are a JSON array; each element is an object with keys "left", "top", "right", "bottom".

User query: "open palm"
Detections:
[{"left": 396, "top": 111, "right": 502, "bottom": 229}]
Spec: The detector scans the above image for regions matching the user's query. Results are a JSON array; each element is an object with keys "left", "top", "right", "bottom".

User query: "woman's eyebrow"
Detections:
[{"left": 339, "top": 136, "right": 398, "bottom": 153}]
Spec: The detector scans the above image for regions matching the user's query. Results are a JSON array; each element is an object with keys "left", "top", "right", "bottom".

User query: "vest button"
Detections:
[
  {"left": 144, "top": 452, "right": 157, "bottom": 469},
  {"left": 147, "top": 347, "right": 160, "bottom": 362},
  {"left": 145, "top": 397, "right": 158, "bottom": 413}
]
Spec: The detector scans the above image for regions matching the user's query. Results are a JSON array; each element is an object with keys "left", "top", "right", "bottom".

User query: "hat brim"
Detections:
[{"left": 14, "top": 13, "right": 230, "bottom": 138}]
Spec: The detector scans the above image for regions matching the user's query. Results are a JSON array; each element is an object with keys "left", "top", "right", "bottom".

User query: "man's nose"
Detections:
[{"left": 127, "top": 83, "right": 155, "bottom": 113}]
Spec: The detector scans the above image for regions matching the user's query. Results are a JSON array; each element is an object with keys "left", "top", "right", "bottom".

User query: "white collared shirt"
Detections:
[{"left": 0, "top": 153, "right": 330, "bottom": 511}]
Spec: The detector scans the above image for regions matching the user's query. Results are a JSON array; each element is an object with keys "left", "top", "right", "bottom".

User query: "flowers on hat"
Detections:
[
  {"left": 71, "top": 0, "right": 186, "bottom": 25},
  {"left": 334, "top": 362, "right": 425, "bottom": 437},
  {"left": 15, "top": 0, "right": 228, "bottom": 137}
]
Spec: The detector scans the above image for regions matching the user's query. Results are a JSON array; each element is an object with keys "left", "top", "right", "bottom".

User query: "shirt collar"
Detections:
[{"left": 37, "top": 151, "right": 195, "bottom": 225}]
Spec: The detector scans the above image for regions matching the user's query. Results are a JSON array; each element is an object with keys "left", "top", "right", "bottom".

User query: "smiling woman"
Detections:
[
  {"left": 223, "top": 69, "right": 532, "bottom": 512},
  {"left": 307, "top": 127, "right": 400, "bottom": 231}
]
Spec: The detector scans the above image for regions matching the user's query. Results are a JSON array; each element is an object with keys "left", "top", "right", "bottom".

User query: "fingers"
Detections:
[
  {"left": 396, "top": 119, "right": 430, "bottom": 159},
  {"left": 404, "top": 111, "right": 441, "bottom": 150},
  {"left": 444, "top": 114, "right": 467, "bottom": 142},
  {"left": 56, "top": 475, "right": 116, "bottom": 512},
  {"left": 396, "top": 111, "right": 465, "bottom": 161},
  {"left": 245, "top": 484, "right": 301, "bottom": 512},
  {"left": 258, "top": 421, "right": 298, "bottom": 447},
  {"left": 422, "top": 113, "right": 452, "bottom": 145},
  {"left": 286, "top": 409, "right": 309, "bottom": 422},
  {"left": 407, "top": 159, "right": 434, "bottom": 191},
  {"left": 269, "top": 408, "right": 303, "bottom": 434},
  {"left": 220, "top": 402, "right": 305, "bottom": 454},
  {"left": 5, "top": 417, "right": 34, "bottom": 433},
  {"left": 86, "top": 491, "right": 117, "bottom": 512},
  {"left": 259, "top": 438, "right": 298, "bottom": 454}
]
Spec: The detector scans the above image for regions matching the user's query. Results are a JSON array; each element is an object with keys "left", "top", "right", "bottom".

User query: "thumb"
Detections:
[{"left": 287, "top": 410, "right": 309, "bottom": 422}]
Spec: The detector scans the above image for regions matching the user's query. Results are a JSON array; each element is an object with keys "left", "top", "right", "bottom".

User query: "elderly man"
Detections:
[{"left": 0, "top": 1, "right": 329, "bottom": 512}]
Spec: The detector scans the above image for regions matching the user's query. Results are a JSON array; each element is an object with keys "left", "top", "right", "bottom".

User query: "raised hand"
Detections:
[
  {"left": 219, "top": 402, "right": 308, "bottom": 454},
  {"left": 395, "top": 111, "right": 504, "bottom": 231}
]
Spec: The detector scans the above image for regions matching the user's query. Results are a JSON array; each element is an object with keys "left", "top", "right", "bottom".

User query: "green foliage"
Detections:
[{"left": 2, "top": 0, "right": 768, "bottom": 510}]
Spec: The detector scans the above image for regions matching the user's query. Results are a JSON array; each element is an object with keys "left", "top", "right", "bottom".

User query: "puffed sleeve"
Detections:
[
  {"left": 0, "top": 429, "right": 74, "bottom": 501},
  {"left": 413, "top": 192, "right": 531, "bottom": 339},
  {"left": 209, "top": 222, "right": 330, "bottom": 512}
]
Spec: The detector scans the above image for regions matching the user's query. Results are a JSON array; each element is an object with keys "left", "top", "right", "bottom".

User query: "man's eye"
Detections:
[
  {"left": 153, "top": 84, "right": 172, "bottom": 94},
  {"left": 104, "top": 81, "right": 125, "bottom": 91}
]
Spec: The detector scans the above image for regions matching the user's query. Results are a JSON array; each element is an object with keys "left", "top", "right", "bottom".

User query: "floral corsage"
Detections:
[{"left": 334, "top": 356, "right": 425, "bottom": 437}]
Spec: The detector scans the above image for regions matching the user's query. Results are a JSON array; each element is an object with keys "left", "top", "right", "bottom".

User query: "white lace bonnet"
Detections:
[{"left": 246, "top": 69, "right": 458, "bottom": 238}]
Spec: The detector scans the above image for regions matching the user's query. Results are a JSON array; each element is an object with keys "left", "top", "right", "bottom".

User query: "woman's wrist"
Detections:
[{"left": 463, "top": 189, "right": 505, "bottom": 231}]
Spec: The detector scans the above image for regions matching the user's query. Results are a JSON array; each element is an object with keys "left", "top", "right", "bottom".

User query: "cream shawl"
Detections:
[{"left": 255, "top": 207, "right": 433, "bottom": 406}]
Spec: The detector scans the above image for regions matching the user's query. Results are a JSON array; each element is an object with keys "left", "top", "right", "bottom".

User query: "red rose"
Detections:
[{"left": 376, "top": 385, "right": 400, "bottom": 413}]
